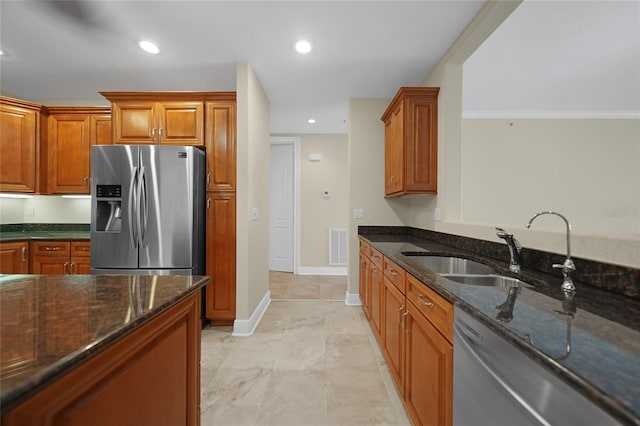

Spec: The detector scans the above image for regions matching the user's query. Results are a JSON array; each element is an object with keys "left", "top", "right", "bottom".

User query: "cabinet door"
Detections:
[
  {"left": 48, "top": 114, "right": 91, "bottom": 193},
  {"left": 90, "top": 114, "right": 112, "bottom": 145},
  {"left": 0, "top": 103, "right": 37, "bottom": 192},
  {"left": 382, "top": 277, "right": 405, "bottom": 395},
  {"left": 32, "top": 256, "right": 69, "bottom": 274},
  {"left": 205, "top": 101, "right": 236, "bottom": 190},
  {"left": 112, "top": 102, "right": 157, "bottom": 145},
  {"left": 370, "top": 262, "right": 383, "bottom": 341},
  {"left": 0, "top": 241, "right": 29, "bottom": 274},
  {"left": 405, "top": 96, "right": 437, "bottom": 193},
  {"left": 205, "top": 192, "right": 236, "bottom": 321},
  {"left": 405, "top": 301, "right": 453, "bottom": 426},
  {"left": 158, "top": 101, "right": 204, "bottom": 146},
  {"left": 359, "top": 252, "right": 370, "bottom": 319},
  {"left": 384, "top": 104, "right": 404, "bottom": 196},
  {"left": 70, "top": 257, "right": 91, "bottom": 275}
]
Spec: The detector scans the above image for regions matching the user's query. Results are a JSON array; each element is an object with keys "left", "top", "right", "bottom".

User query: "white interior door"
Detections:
[{"left": 269, "top": 143, "right": 294, "bottom": 272}]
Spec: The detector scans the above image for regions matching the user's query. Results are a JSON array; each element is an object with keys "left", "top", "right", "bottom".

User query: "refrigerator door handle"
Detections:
[
  {"left": 139, "top": 165, "right": 149, "bottom": 248},
  {"left": 128, "top": 166, "right": 139, "bottom": 249},
  {"left": 136, "top": 165, "right": 145, "bottom": 248}
]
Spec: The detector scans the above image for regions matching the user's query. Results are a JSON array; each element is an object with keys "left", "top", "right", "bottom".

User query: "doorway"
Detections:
[{"left": 269, "top": 137, "right": 299, "bottom": 273}]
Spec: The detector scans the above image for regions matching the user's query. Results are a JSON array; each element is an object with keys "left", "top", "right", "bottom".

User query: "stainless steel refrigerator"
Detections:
[{"left": 90, "top": 145, "right": 205, "bottom": 275}]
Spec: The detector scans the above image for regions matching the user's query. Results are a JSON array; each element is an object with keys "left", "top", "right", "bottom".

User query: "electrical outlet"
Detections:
[{"left": 27, "top": 207, "right": 35, "bottom": 217}]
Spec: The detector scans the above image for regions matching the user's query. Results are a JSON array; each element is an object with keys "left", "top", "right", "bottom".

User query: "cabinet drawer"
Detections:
[
  {"left": 370, "top": 248, "right": 384, "bottom": 270},
  {"left": 383, "top": 257, "right": 406, "bottom": 293},
  {"left": 406, "top": 273, "right": 453, "bottom": 342},
  {"left": 31, "top": 241, "right": 70, "bottom": 257},
  {"left": 359, "top": 239, "right": 371, "bottom": 258},
  {"left": 71, "top": 241, "right": 91, "bottom": 257}
]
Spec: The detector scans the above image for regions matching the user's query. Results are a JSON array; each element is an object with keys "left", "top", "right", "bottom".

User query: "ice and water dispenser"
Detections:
[{"left": 95, "top": 185, "right": 122, "bottom": 232}]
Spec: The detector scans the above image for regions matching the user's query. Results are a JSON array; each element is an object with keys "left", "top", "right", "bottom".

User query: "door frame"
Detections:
[{"left": 269, "top": 136, "right": 300, "bottom": 274}]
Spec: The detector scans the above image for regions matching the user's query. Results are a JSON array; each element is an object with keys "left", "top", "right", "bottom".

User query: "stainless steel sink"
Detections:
[
  {"left": 443, "top": 274, "right": 533, "bottom": 288},
  {"left": 401, "top": 253, "right": 496, "bottom": 275}
]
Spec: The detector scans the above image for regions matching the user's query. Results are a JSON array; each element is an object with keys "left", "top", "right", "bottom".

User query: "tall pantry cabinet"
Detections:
[{"left": 102, "top": 92, "right": 237, "bottom": 324}]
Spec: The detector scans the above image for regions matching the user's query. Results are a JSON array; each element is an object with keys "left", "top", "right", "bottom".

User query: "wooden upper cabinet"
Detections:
[
  {"left": 89, "top": 114, "right": 112, "bottom": 146},
  {"left": 111, "top": 101, "right": 159, "bottom": 145},
  {"left": 205, "top": 101, "right": 236, "bottom": 191},
  {"left": 381, "top": 87, "right": 439, "bottom": 196},
  {"left": 0, "top": 97, "right": 42, "bottom": 193},
  {"left": 46, "top": 107, "right": 111, "bottom": 194},
  {"left": 102, "top": 93, "right": 219, "bottom": 146},
  {"left": 158, "top": 101, "right": 204, "bottom": 146}
]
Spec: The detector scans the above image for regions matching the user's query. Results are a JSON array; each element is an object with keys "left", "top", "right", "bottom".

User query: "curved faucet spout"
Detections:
[
  {"left": 526, "top": 211, "right": 572, "bottom": 260},
  {"left": 525, "top": 211, "right": 575, "bottom": 292}
]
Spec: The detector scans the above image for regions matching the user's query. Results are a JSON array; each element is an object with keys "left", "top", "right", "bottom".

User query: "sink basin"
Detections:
[
  {"left": 401, "top": 253, "right": 495, "bottom": 275},
  {"left": 443, "top": 274, "right": 533, "bottom": 288}
]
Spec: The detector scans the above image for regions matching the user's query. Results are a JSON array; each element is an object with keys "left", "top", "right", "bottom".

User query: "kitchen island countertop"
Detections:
[{"left": 0, "top": 274, "right": 209, "bottom": 412}]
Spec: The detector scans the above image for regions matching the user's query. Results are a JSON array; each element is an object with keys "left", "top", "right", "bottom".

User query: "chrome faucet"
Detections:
[
  {"left": 525, "top": 211, "right": 576, "bottom": 292},
  {"left": 496, "top": 227, "right": 522, "bottom": 273}
]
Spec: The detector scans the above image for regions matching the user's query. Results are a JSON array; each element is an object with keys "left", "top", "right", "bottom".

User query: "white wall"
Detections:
[
  {"left": 347, "top": 99, "right": 409, "bottom": 295},
  {"left": 414, "top": 1, "right": 640, "bottom": 268},
  {"left": 235, "top": 63, "right": 271, "bottom": 321},
  {"left": 0, "top": 196, "right": 91, "bottom": 224},
  {"left": 461, "top": 118, "right": 640, "bottom": 236},
  {"left": 297, "top": 134, "right": 349, "bottom": 270}
]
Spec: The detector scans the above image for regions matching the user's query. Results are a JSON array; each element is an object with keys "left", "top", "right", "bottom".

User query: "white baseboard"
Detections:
[
  {"left": 232, "top": 290, "right": 271, "bottom": 337},
  {"left": 345, "top": 291, "right": 362, "bottom": 306},
  {"left": 298, "top": 266, "right": 347, "bottom": 276}
]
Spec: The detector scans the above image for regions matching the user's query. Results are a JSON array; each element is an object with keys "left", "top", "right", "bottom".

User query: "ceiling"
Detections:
[
  {"left": 463, "top": 0, "right": 640, "bottom": 118},
  {"left": 1, "top": 2, "right": 638, "bottom": 135},
  {"left": 0, "top": 0, "right": 485, "bottom": 134}
]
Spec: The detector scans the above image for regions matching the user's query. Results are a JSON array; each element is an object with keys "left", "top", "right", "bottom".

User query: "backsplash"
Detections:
[{"left": 359, "top": 226, "right": 640, "bottom": 299}]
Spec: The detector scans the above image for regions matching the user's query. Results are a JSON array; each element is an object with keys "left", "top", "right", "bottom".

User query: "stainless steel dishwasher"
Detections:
[{"left": 453, "top": 306, "right": 621, "bottom": 426}]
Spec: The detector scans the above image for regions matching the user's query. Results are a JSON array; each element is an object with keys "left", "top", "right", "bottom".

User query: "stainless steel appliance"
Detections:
[
  {"left": 90, "top": 145, "right": 205, "bottom": 275},
  {"left": 453, "top": 306, "right": 621, "bottom": 426}
]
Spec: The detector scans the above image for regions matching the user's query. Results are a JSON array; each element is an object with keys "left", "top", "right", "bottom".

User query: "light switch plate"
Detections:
[
  {"left": 251, "top": 207, "right": 259, "bottom": 221},
  {"left": 353, "top": 208, "right": 365, "bottom": 219}
]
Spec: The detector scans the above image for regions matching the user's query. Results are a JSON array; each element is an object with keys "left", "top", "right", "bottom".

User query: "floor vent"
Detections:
[{"left": 329, "top": 228, "right": 347, "bottom": 266}]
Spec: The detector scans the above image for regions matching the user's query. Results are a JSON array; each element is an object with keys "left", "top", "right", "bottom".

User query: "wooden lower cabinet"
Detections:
[
  {"left": 405, "top": 299, "right": 453, "bottom": 426},
  {"left": 0, "top": 241, "right": 30, "bottom": 274},
  {"left": 30, "top": 241, "right": 91, "bottom": 275},
  {"left": 369, "top": 262, "right": 383, "bottom": 340},
  {"left": 359, "top": 238, "right": 453, "bottom": 426},
  {"left": 2, "top": 290, "right": 202, "bottom": 426},
  {"left": 359, "top": 252, "right": 371, "bottom": 319},
  {"left": 205, "top": 192, "right": 236, "bottom": 322},
  {"left": 382, "top": 276, "right": 406, "bottom": 393}
]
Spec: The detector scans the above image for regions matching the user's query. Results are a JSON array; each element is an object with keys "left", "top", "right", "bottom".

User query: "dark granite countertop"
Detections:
[
  {"left": 359, "top": 230, "right": 640, "bottom": 426},
  {"left": 0, "top": 274, "right": 209, "bottom": 410},
  {"left": 0, "top": 224, "right": 90, "bottom": 242}
]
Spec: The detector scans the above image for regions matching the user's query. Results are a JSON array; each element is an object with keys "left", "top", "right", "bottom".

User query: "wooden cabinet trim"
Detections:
[{"left": 101, "top": 91, "right": 236, "bottom": 102}]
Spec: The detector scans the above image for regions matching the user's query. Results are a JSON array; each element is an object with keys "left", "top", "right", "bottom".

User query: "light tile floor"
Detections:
[{"left": 200, "top": 273, "right": 411, "bottom": 426}]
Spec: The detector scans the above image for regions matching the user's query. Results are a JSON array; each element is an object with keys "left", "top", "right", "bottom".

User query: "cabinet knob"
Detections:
[
  {"left": 152, "top": 128, "right": 157, "bottom": 140},
  {"left": 158, "top": 127, "right": 163, "bottom": 140},
  {"left": 45, "top": 247, "right": 60, "bottom": 251},
  {"left": 207, "top": 198, "right": 211, "bottom": 209},
  {"left": 83, "top": 176, "right": 89, "bottom": 187},
  {"left": 21, "top": 247, "right": 27, "bottom": 261}
]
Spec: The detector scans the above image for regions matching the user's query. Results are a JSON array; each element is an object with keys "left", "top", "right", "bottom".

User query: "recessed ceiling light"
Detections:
[
  {"left": 295, "top": 40, "right": 312, "bottom": 54},
  {"left": 139, "top": 40, "right": 160, "bottom": 54},
  {"left": 0, "top": 50, "right": 4, "bottom": 56},
  {"left": 307, "top": 118, "right": 316, "bottom": 124}
]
